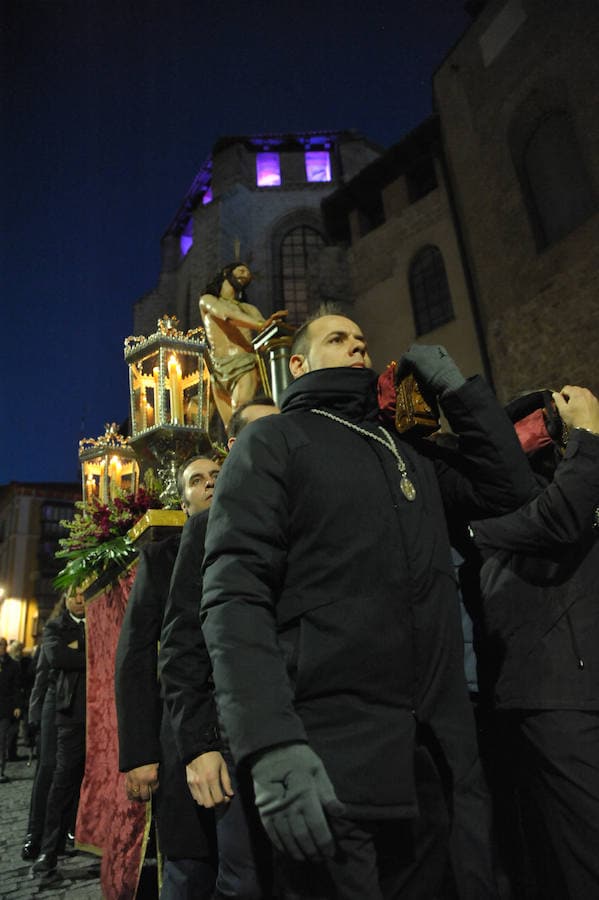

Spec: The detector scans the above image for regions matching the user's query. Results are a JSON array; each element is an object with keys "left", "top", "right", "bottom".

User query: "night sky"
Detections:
[{"left": 1, "top": 0, "right": 470, "bottom": 485}]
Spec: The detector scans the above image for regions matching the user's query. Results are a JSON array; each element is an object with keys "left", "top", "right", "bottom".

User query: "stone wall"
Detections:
[{"left": 434, "top": 0, "right": 599, "bottom": 398}]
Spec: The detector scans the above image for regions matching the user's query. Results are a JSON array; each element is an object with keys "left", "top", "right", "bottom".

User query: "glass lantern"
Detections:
[
  {"left": 124, "top": 316, "right": 212, "bottom": 507},
  {"left": 79, "top": 423, "right": 139, "bottom": 506},
  {"left": 124, "top": 315, "right": 211, "bottom": 435}
]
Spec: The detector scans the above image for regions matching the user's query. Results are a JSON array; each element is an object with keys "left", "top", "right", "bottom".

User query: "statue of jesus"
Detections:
[{"left": 199, "top": 262, "right": 287, "bottom": 429}]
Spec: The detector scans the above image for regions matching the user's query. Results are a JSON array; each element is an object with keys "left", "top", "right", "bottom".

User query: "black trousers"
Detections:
[
  {"left": 213, "top": 751, "right": 272, "bottom": 899},
  {"left": 40, "top": 721, "right": 85, "bottom": 859},
  {"left": 29, "top": 691, "right": 58, "bottom": 841},
  {"left": 276, "top": 745, "right": 450, "bottom": 900},
  {"left": 487, "top": 709, "right": 599, "bottom": 900}
]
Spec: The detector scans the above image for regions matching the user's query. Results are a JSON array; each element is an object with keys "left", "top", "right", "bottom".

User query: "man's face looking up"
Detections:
[
  {"left": 289, "top": 315, "right": 372, "bottom": 378},
  {"left": 181, "top": 458, "right": 221, "bottom": 516}
]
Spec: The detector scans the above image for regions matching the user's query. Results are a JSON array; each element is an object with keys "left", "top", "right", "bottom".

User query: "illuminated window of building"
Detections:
[
  {"left": 409, "top": 245, "right": 454, "bottom": 336},
  {"left": 42, "top": 503, "right": 72, "bottom": 523},
  {"left": 280, "top": 226, "right": 326, "bottom": 323},
  {"left": 305, "top": 151, "right": 331, "bottom": 183},
  {"left": 523, "top": 111, "right": 596, "bottom": 248},
  {"left": 180, "top": 218, "right": 193, "bottom": 257},
  {"left": 256, "top": 152, "right": 281, "bottom": 187}
]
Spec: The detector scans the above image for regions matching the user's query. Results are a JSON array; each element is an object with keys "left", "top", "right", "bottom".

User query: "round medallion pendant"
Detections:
[{"left": 400, "top": 476, "right": 417, "bottom": 501}]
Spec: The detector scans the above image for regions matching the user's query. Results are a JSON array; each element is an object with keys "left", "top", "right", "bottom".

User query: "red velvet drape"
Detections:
[{"left": 76, "top": 564, "right": 152, "bottom": 900}]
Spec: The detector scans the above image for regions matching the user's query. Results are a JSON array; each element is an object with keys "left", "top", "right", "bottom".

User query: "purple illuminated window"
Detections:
[
  {"left": 256, "top": 153, "right": 281, "bottom": 187},
  {"left": 202, "top": 187, "right": 213, "bottom": 205},
  {"left": 305, "top": 151, "right": 331, "bottom": 183},
  {"left": 180, "top": 219, "right": 193, "bottom": 257}
]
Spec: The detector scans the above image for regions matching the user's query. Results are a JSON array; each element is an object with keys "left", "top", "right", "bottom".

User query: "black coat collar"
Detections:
[{"left": 281, "top": 367, "right": 379, "bottom": 422}]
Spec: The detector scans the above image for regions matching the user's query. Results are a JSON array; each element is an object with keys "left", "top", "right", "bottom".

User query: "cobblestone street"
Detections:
[{"left": 0, "top": 753, "right": 101, "bottom": 900}]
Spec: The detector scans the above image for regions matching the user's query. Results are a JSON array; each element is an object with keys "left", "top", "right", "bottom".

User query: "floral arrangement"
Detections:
[{"left": 54, "top": 484, "right": 162, "bottom": 591}]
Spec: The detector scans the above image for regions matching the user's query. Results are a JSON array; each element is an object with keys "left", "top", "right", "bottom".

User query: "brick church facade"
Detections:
[{"left": 134, "top": 0, "right": 599, "bottom": 400}]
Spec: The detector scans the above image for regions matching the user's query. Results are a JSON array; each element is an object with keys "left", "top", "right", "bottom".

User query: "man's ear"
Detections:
[
  {"left": 289, "top": 354, "right": 308, "bottom": 378},
  {"left": 227, "top": 436, "right": 236, "bottom": 451}
]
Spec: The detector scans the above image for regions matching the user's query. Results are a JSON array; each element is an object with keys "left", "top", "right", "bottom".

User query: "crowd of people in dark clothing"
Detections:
[
  {"left": 0, "top": 592, "right": 86, "bottom": 875},
  {"left": 3, "top": 306, "right": 598, "bottom": 900}
]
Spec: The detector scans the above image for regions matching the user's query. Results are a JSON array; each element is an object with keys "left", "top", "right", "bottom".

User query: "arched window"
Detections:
[
  {"left": 409, "top": 245, "right": 454, "bottom": 336},
  {"left": 280, "top": 226, "right": 326, "bottom": 324},
  {"left": 523, "top": 111, "right": 596, "bottom": 247}
]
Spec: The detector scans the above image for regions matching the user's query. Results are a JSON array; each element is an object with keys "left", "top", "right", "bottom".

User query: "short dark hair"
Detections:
[
  {"left": 176, "top": 454, "right": 217, "bottom": 499},
  {"left": 290, "top": 303, "right": 348, "bottom": 359},
  {"left": 228, "top": 396, "right": 277, "bottom": 438}
]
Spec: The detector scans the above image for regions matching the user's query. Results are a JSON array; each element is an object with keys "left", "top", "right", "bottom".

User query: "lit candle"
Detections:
[
  {"left": 177, "top": 363, "right": 184, "bottom": 423},
  {"left": 153, "top": 367, "right": 162, "bottom": 424},
  {"left": 168, "top": 355, "right": 184, "bottom": 424},
  {"left": 109, "top": 456, "right": 122, "bottom": 497},
  {"left": 146, "top": 402, "right": 154, "bottom": 428},
  {"left": 99, "top": 460, "right": 107, "bottom": 503},
  {"left": 140, "top": 385, "right": 147, "bottom": 430},
  {"left": 85, "top": 475, "right": 95, "bottom": 502}
]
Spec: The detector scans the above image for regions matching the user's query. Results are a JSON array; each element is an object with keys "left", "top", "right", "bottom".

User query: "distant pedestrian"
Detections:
[
  {"left": 0, "top": 636, "right": 22, "bottom": 782},
  {"left": 30, "top": 590, "right": 86, "bottom": 885},
  {"left": 21, "top": 595, "right": 76, "bottom": 863}
]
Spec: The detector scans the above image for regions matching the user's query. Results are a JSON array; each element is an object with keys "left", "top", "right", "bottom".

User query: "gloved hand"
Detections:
[
  {"left": 398, "top": 344, "right": 465, "bottom": 397},
  {"left": 251, "top": 742, "right": 344, "bottom": 861}
]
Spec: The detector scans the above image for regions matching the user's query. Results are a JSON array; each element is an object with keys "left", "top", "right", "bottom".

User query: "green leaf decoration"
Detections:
[{"left": 53, "top": 484, "right": 163, "bottom": 592}]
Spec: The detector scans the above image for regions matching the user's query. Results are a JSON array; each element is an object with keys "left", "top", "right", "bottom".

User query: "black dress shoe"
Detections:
[
  {"left": 30, "top": 853, "right": 58, "bottom": 876},
  {"left": 21, "top": 835, "right": 40, "bottom": 861},
  {"left": 38, "top": 867, "right": 63, "bottom": 886},
  {"left": 60, "top": 832, "right": 77, "bottom": 856}
]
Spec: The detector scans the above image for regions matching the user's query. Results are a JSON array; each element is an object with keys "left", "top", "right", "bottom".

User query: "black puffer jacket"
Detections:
[
  {"left": 115, "top": 532, "right": 217, "bottom": 860},
  {"left": 202, "top": 368, "right": 536, "bottom": 818},
  {"left": 43, "top": 609, "right": 86, "bottom": 724},
  {"left": 471, "top": 429, "right": 599, "bottom": 710},
  {"left": 29, "top": 644, "right": 52, "bottom": 725}
]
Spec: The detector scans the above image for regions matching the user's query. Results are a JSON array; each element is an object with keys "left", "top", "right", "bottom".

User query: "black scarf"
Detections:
[{"left": 280, "top": 368, "right": 380, "bottom": 423}]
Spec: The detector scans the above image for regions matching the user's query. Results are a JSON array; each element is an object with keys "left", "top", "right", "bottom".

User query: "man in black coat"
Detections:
[
  {"left": 470, "top": 385, "right": 599, "bottom": 899},
  {"left": 114, "top": 454, "right": 221, "bottom": 899},
  {"left": 21, "top": 640, "right": 60, "bottom": 861},
  {"left": 159, "top": 397, "right": 279, "bottom": 899},
  {"left": 30, "top": 589, "right": 86, "bottom": 883},
  {"left": 200, "top": 311, "right": 537, "bottom": 899}
]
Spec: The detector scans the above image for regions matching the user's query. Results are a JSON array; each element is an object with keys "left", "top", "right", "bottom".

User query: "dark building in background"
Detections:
[
  {"left": 133, "top": 130, "right": 381, "bottom": 335},
  {"left": 0, "top": 483, "right": 80, "bottom": 646},
  {"left": 321, "top": 116, "right": 488, "bottom": 378},
  {"left": 134, "top": 0, "right": 599, "bottom": 401},
  {"left": 433, "top": 0, "right": 599, "bottom": 401}
]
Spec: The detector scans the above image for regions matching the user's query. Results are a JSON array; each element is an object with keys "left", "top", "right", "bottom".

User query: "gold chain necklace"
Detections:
[{"left": 310, "top": 408, "right": 417, "bottom": 501}]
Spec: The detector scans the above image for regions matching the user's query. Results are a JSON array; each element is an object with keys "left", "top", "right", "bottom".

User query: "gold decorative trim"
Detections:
[{"left": 128, "top": 509, "right": 186, "bottom": 543}]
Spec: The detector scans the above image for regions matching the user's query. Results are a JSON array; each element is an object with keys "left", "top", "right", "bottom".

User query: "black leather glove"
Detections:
[
  {"left": 251, "top": 743, "right": 343, "bottom": 861},
  {"left": 398, "top": 344, "right": 465, "bottom": 397}
]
